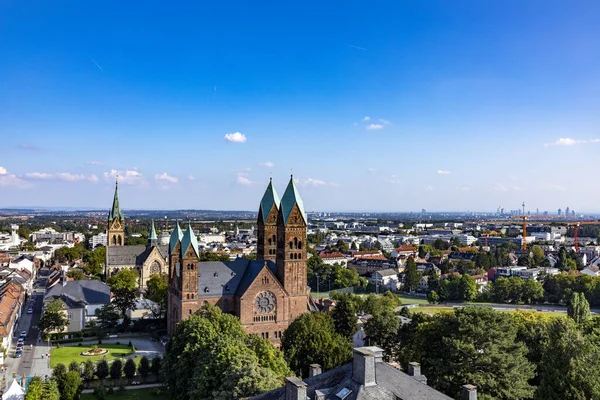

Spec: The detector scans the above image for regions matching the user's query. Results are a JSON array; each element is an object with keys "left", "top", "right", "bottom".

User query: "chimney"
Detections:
[
  {"left": 309, "top": 364, "right": 322, "bottom": 377},
  {"left": 352, "top": 347, "right": 376, "bottom": 387},
  {"left": 462, "top": 384, "right": 477, "bottom": 400},
  {"left": 285, "top": 376, "right": 307, "bottom": 400},
  {"left": 408, "top": 362, "right": 427, "bottom": 384}
]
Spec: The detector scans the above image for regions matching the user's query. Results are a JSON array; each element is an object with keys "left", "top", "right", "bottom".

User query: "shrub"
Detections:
[
  {"left": 77, "top": 343, "right": 82, "bottom": 347},
  {"left": 98, "top": 340, "right": 102, "bottom": 345},
  {"left": 127, "top": 341, "right": 133, "bottom": 348},
  {"left": 115, "top": 341, "right": 120, "bottom": 345},
  {"left": 107, "top": 386, "right": 114, "bottom": 394}
]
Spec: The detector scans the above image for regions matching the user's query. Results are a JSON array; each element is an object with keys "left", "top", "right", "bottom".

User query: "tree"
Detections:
[
  {"left": 330, "top": 293, "right": 358, "bottom": 338},
  {"left": 138, "top": 356, "right": 151, "bottom": 381},
  {"left": 427, "top": 290, "right": 440, "bottom": 304},
  {"left": 110, "top": 359, "right": 123, "bottom": 380},
  {"left": 521, "top": 279, "right": 544, "bottom": 304},
  {"left": 111, "top": 287, "right": 137, "bottom": 318},
  {"left": 68, "top": 360, "right": 81, "bottom": 373},
  {"left": 164, "top": 304, "right": 288, "bottom": 400},
  {"left": 24, "top": 376, "right": 43, "bottom": 400},
  {"left": 124, "top": 358, "right": 137, "bottom": 380},
  {"left": 363, "top": 309, "right": 399, "bottom": 361},
  {"left": 83, "top": 246, "right": 105, "bottom": 276},
  {"left": 535, "top": 318, "right": 600, "bottom": 399},
  {"left": 458, "top": 274, "right": 478, "bottom": 301},
  {"left": 282, "top": 312, "right": 352, "bottom": 378},
  {"left": 62, "top": 371, "right": 82, "bottom": 400},
  {"left": 66, "top": 269, "right": 84, "bottom": 280},
  {"left": 107, "top": 269, "right": 139, "bottom": 291},
  {"left": 42, "top": 379, "right": 60, "bottom": 400},
  {"left": 411, "top": 307, "right": 535, "bottom": 400},
  {"left": 52, "top": 363, "right": 67, "bottom": 398},
  {"left": 96, "top": 303, "right": 121, "bottom": 330},
  {"left": 568, "top": 292, "right": 590, "bottom": 323},
  {"left": 95, "top": 359, "right": 109, "bottom": 382},
  {"left": 39, "top": 299, "right": 68, "bottom": 337},
  {"left": 151, "top": 356, "right": 162, "bottom": 376},
  {"left": 531, "top": 246, "right": 545, "bottom": 266},
  {"left": 145, "top": 273, "right": 168, "bottom": 318},
  {"left": 403, "top": 256, "right": 420, "bottom": 292},
  {"left": 83, "top": 359, "right": 95, "bottom": 381}
]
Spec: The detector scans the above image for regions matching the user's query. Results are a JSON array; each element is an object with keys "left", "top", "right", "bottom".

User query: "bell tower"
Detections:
[
  {"left": 180, "top": 224, "right": 199, "bottom": 318},
  {"left": 276, "top": 175, "right": 308, "bottom": 320},
  {"left": 107, "top": 177, "right": 125, "bottom": 247},
  {"left": 257, "top": 177, "right": 280, "bottom": 261}
]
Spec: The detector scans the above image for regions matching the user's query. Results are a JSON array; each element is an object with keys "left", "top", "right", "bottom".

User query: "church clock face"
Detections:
[{"left": 255, "top": 291, "right": 276, "bottom": 314}]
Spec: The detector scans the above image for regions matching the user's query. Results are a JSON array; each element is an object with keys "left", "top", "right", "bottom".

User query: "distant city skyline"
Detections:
[{"left": 1, "top": 2, "right": 600, "bottom": 211}]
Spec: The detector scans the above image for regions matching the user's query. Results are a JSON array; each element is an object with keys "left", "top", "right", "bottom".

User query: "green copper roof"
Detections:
[
  {"left": 180, "top": 223, "right": 199, "bottom": 257},
  {"left": 148, "top": 220, "right": 157, "bottom": 241},
  {"left": 169, "top": 222, "right": 184, "bottom": 253},
  {"left": 259, "top": 178, "right": 280, "bottom": 223},
  {"left": 108, "top": 181, "right": 124, "bottom": 222},
  {"left": 280, "top": 176, "right": 307, "bottom": 225}
]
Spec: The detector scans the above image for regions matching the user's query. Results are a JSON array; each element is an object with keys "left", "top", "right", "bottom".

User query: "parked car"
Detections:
[
  {"left": 17, "top": 339, "right": 24, "bottom": 346},
  {"left": 27, "top": 308, "right": 33, "bottom": 314},
  {"left": 15, "top": 350, "right": 22, "bottom": 358},
  {"left": 20, "top": 331, "right": 27, "bottom": 338}
]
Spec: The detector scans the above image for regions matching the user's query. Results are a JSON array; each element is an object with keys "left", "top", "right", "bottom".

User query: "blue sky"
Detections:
[{"left": 1, "top": 1, "right": 600, "bottom": 212}]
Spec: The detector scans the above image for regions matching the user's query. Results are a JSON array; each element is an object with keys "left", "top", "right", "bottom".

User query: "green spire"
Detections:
[
  {"left": 259, "top": 177, "right": 280, "bottom": 224},
  {"left": 169, "top": 221, "right": 184, "bottom": 253},
  {"left": 148, "top": 220, "right": 158, "bottom": 242},
  {"left": 181, "top": 223, "right": 199, "bottom": 257},
  {"left": 280, "top": 175, "right": 307, "bottom": 225},
  {"left": 108, "top": 178, "right": 124, "bottom": 222}
]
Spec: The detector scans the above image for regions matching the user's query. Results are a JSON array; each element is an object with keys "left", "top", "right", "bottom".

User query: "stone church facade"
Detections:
[
  {"left": 167, "top": 176, "right": 312, "bottom": 344},
  {"left": 104, "top": 180, "right": 169, "bottom": 288}
]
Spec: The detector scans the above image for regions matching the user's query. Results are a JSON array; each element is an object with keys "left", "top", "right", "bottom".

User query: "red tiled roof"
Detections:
[
  {"left": 0, "top": 282, "right": 25, "bottom": 338},
  {"left": 395, "top": 245, "right": 417, "bottom": 253},
  {"left": 320, "top": 252, "right": 345, "bottom": 259}
]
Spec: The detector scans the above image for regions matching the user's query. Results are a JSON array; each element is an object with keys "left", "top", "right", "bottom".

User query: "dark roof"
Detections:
[
  {"left": 45, "top": 280, "right": 110, "bottom": 306},
  {"left": 106, "top": 245, "right": 167, "bottom": 266},
  {"left": 250, "top": 356, "right": 453, "bottom": 400},
  {"left": 11, "top": 254, "right": 34, "bottom": 264},
  {"left": 195, "top": 259, "right": 276, "bottom": 298}
]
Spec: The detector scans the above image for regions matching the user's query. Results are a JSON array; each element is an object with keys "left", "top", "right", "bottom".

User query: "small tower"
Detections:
[
  {"left": 257, "top": 177, "right": 280, "bottom": 261},
  {"left": 180, "top": 223, "right": 199, "bottom": 312},
  {"left": 148, "top": 220, "right": 158, "bottom": 247},
  {"left": 107, "top": 178, "right": 124, "bottom": 247},
  {"left": 276, "top": 175, "right": 307, "bottom": 303}
]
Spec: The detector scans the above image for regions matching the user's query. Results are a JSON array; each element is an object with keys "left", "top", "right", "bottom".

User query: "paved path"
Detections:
[{"left": 81, "top": 383, "right": 163, "bottom": 394}]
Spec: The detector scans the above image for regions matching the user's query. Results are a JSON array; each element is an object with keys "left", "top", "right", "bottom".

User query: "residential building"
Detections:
[
  {"left": 43, "top": 280, "right": 111, "bottom": 332},
  {"left": 0, "top": 225, "right": 22, "bottom": 251},
  {"left": 349, "top": 257, "right": 397, "bottom": 276},
  {"left": 249, "top": 346, "right": 457, "bottom": 400},
  {"left": 30, "top": 228, "right": 85, "bottom": 245},
  {"left": 419, "top": 275, "right": 429, "bottom": 291},
  {"left": 368, "top": 268, "right": 400, "bottom": 291},
  {"left": 319, "top": 252, "right": 347, "bottom": 267},
  {"left": 0, "top": 282, "right": 25, "bottom": 349},
  {"left": 89, "top": 232, "right": 108, "bottom": 249},
  {"left": 582, "top": 265, "right": 600, "bottom": 277},
  {"left": 8, "top": 255, "right": 35, "bottom": 276}
]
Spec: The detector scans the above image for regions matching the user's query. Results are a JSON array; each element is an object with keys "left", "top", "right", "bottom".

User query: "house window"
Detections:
[{"left": 68, "top": 312, "right": 73, "bottom": 320}]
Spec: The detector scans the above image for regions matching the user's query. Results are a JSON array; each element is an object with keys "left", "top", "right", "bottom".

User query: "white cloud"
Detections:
[
  {"left": 423, "top": 185, "right": 434, "bottom": 191},
  {"left": 366, "top": 124, "right": 384, "bottom": 131},
  {"left": 25, "top": 172, "right": 97, "bottom": 182},
  {"left": 224, "top": 132, "right": 247, "bottom": 143},
  {"left": 25, "top": 172, "right": 54, "bottom": 180},
  {"left": 363, "top": 116, "right": 370, "bottom": 121},
  {"left": 237, "top": 175, "right": 253, "bottom": 185},
  {"left": 87, "top": 161, "right": 103, "bottom": 165},
  {"left": 544, "top": 137, "right": 600, "bottom": 146},
  {"left": 379, "top": 119, "right": 390, "bottom": 125},
  {"left": 188, "top": 175, "right": 195, "bottom": 181},
  {"left": 0, "top": 167, "right": 29, "bottom": 188},
  {"left": 387, "top": 179, "right": 401, "bottom": 185},
  {"left": 89, "top": 174, "right": 99, "bottom": 182},
  {"left": 154, "top": 173, "right": 178, "bottom": 184},
  {"left": 367, "top": 167, "right": 378, "bottom": 173},
  {"left": 437, "top": 170, "right": 451, "bottom": 175},
  {"left": 259, "top": 162, "right": 275, "bottom": 168},
  {"left": 461, "top": 186, "right": 470, "bottom": 192},
  {"left": 493, "top": 183, "right": 521, "bottom": 192},
  {"left": 103, "top": 169, "right": 145, "bottom": 185},
  {"left": 295, "top": 178, "right": 338, "bottom": 187},
  {"left": 55, "top": 173, "right": 88, "bottom": 182}
]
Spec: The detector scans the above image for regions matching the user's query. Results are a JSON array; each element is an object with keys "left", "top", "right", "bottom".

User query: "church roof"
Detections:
[
  {"left": 149, "top": 220, "right": 158, "bottom": 241},
  {"left": 106, "top": 245, "right": 168, "bottom": 266},
  {"left": 280, "top": 176, "right": 307, "bottom": 225},
  {"left": 180, "top": 224, "right": 199, "bottom": 257},
  {"left": 169, "top": 222, "right": 184, "bottom": 253},
  {"left": 259, "top": 178, "right": 280, "bottom": 224},
  {"left": 195, "top": 258, "right": 277, "bottom": 298},
  {"left": 108, "top": 181, "right": 124, "bottom": 222}
]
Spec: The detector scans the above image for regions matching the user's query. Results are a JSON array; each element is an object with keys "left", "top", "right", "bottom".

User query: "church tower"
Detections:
[
  {"left": 167, "top": 222, "right": 184, "bottom": 334},
  {"left": 179, "top": 224, "right": 199, "bottom": 317},
  {"left": 148, "top": 220, "right": 158, "bottom": 247},
  {"left": 276, "top": 175, "right": 308, "bottom": 319},
  {"left": 257, "top": 178, "right": 280, "bottom": 261},
  {"left": 107, "top": 178, "right": 124, "bottom": 247}
]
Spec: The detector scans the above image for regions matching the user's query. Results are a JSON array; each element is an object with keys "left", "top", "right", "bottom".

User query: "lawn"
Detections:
[
  {"left": 396, "top": 294, "right": 429, "bottom": 305},
  {"left": 50, "top": 344, "right": 135, "bottom": 368},
  {"left": 410, "top": 305, "right": 567, "bottom": 319},
  {"left": 81, "top": 388, "right": 169, "bottom": 400}
]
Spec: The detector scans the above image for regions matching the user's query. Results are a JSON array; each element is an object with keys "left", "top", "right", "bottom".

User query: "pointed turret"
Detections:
[
  {"left": 169, "top": 221, "right": 184, "bottom": 253},
  {"left": 148, "top": 220, "right": 158, "bottom": 246},
  {"left": 259, "top": 177, "right": 281, "bottom": 224},
  {"left": 279, "top": 175, "right": 307, "bottom": 225},
  {"left": 180, "top": 223, "right": 199, "bottom": 257},
  {"left": 108, "top": 179, "right": 124, "bottom": 222}
]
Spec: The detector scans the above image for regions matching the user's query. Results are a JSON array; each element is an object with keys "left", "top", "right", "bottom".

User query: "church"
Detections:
[
  {"left": 105, "top": 181, "right": 169, "bottom": 288},
  {"left": 167, "top": 176, "right": 312, "bottom": 344}
]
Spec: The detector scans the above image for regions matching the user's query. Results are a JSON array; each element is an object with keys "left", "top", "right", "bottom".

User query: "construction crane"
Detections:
[
  {"left": 510, "top": 216, "right": 529, "bottom": 250},
  {"left": 566, "top": 221, "right": 600, "bottom": 251}
]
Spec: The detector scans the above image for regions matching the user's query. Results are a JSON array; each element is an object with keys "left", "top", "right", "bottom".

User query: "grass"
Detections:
[
  {"left": 396, "top": 294, "right": 429, "bottom": 305},
  {"left": 410, "top": 305, "right": 567, "bottom": 319},
  {"left": 50, "top": 344, "right": 135, "bottom": 368},
  {"left": 81, "top": 388, "right": 169, "bottom": 400}
]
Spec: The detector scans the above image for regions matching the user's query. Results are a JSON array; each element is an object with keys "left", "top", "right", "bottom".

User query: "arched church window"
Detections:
[
  {"left": 117, "top": 236, "right": 122, "bottom": 246},
  {"left": 298, "top": 241, "right": 302, "bottom": 249},
  {"left": 289, "top": 241, "right": 293, "bottom": 250},
  {"left": 222, "top": 298, "right": 229, "bottom": 311},
  {"left": 112, "top": 236, "right": 117, "bottom": 246},
  {"left": 268, "top": 238, "right": 272, "bottom": 246},
  {"left": 294, "top": 237, "right": 298, "bottom": 248}
]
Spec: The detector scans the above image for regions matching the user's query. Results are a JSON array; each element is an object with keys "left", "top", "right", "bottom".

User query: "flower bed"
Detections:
[{"left": 80, "top": 348, "right": 109, "bottom": 357}]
